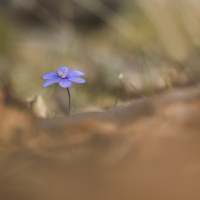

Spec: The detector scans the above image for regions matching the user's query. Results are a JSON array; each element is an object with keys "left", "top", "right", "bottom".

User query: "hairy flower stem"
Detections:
[{"left": 67, "top": 88, "right": 71, "bottom": 116}]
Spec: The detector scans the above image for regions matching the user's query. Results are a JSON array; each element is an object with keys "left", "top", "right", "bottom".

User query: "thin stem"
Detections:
[
  {"left": 129, "top": 83, "right": 147, "bottom": 99},
  {"left": 67, "top": 88, "right": 71, "bottom": 116},
  {"left": 114, "top": 89, "right": 120, "bottom": 106},
  {"left": 120, "top": 79, "right": 133, "bottom": 103}
]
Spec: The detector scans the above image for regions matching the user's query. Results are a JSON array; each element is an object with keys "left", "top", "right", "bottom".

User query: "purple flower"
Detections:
[{"left": 41, "top": 66, "right": 85, "bottom": 88}]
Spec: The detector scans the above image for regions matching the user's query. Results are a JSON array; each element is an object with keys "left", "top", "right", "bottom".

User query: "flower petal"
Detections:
[
  {"left": 41, "top": 72, "right": 59, "bottom": 79},
  {"left": 42, "top": 77, "right": 61, "bottom": 87},
  {"left": 68, "top": 77, "right": 86, "bottom": 83},
  {"left": 57, "top": 66, "right": 69, "bottom": 73},
  {"left": 59, "top": 78, "right": 72, "bottom": 88},
  {"left": 67, "top": 70, "right": 85, "bottom": 77}
]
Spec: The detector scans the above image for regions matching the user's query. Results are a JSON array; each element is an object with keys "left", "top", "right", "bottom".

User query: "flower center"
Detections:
[
  {"left": 58, "top": 70, "right": 68, "bottom": 78},
  {"left": 61, "top": 73, "right": 66, "bottom": 78}
]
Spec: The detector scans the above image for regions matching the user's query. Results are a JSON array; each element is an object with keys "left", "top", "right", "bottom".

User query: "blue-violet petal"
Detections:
[
  {"left": 42, "top": 77, "right": 61, "bottom": 87},
  {"left": 68, "top": 77, "right": 86, "bottom": 83},
  {"left": 41, "top": 72, "right": 59, "bottom": 79},
  {"left": 57, "top": 66, "right": 69, "bottom": 73},
  {"left": 67, "top": 70, "right": 85, "bottom": 77},
  {"left": 59, "top": 78, "right": 72, "bottom": 88}
]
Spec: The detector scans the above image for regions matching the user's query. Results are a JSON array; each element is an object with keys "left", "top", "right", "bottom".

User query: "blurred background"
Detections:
[
  {"left": 1, "top": 0, "right": 200, "bottom": 115},
  {"left": 2, "top": 1, "right": 200, "bottom": 199}
]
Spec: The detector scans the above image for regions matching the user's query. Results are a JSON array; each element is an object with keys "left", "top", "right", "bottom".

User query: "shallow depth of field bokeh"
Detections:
[
  {"left": 2, "top": 1, "right": 200, "bottom": 200},
  {"left": 1, "top": 0, "right": 200, "bottom": 114}
]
